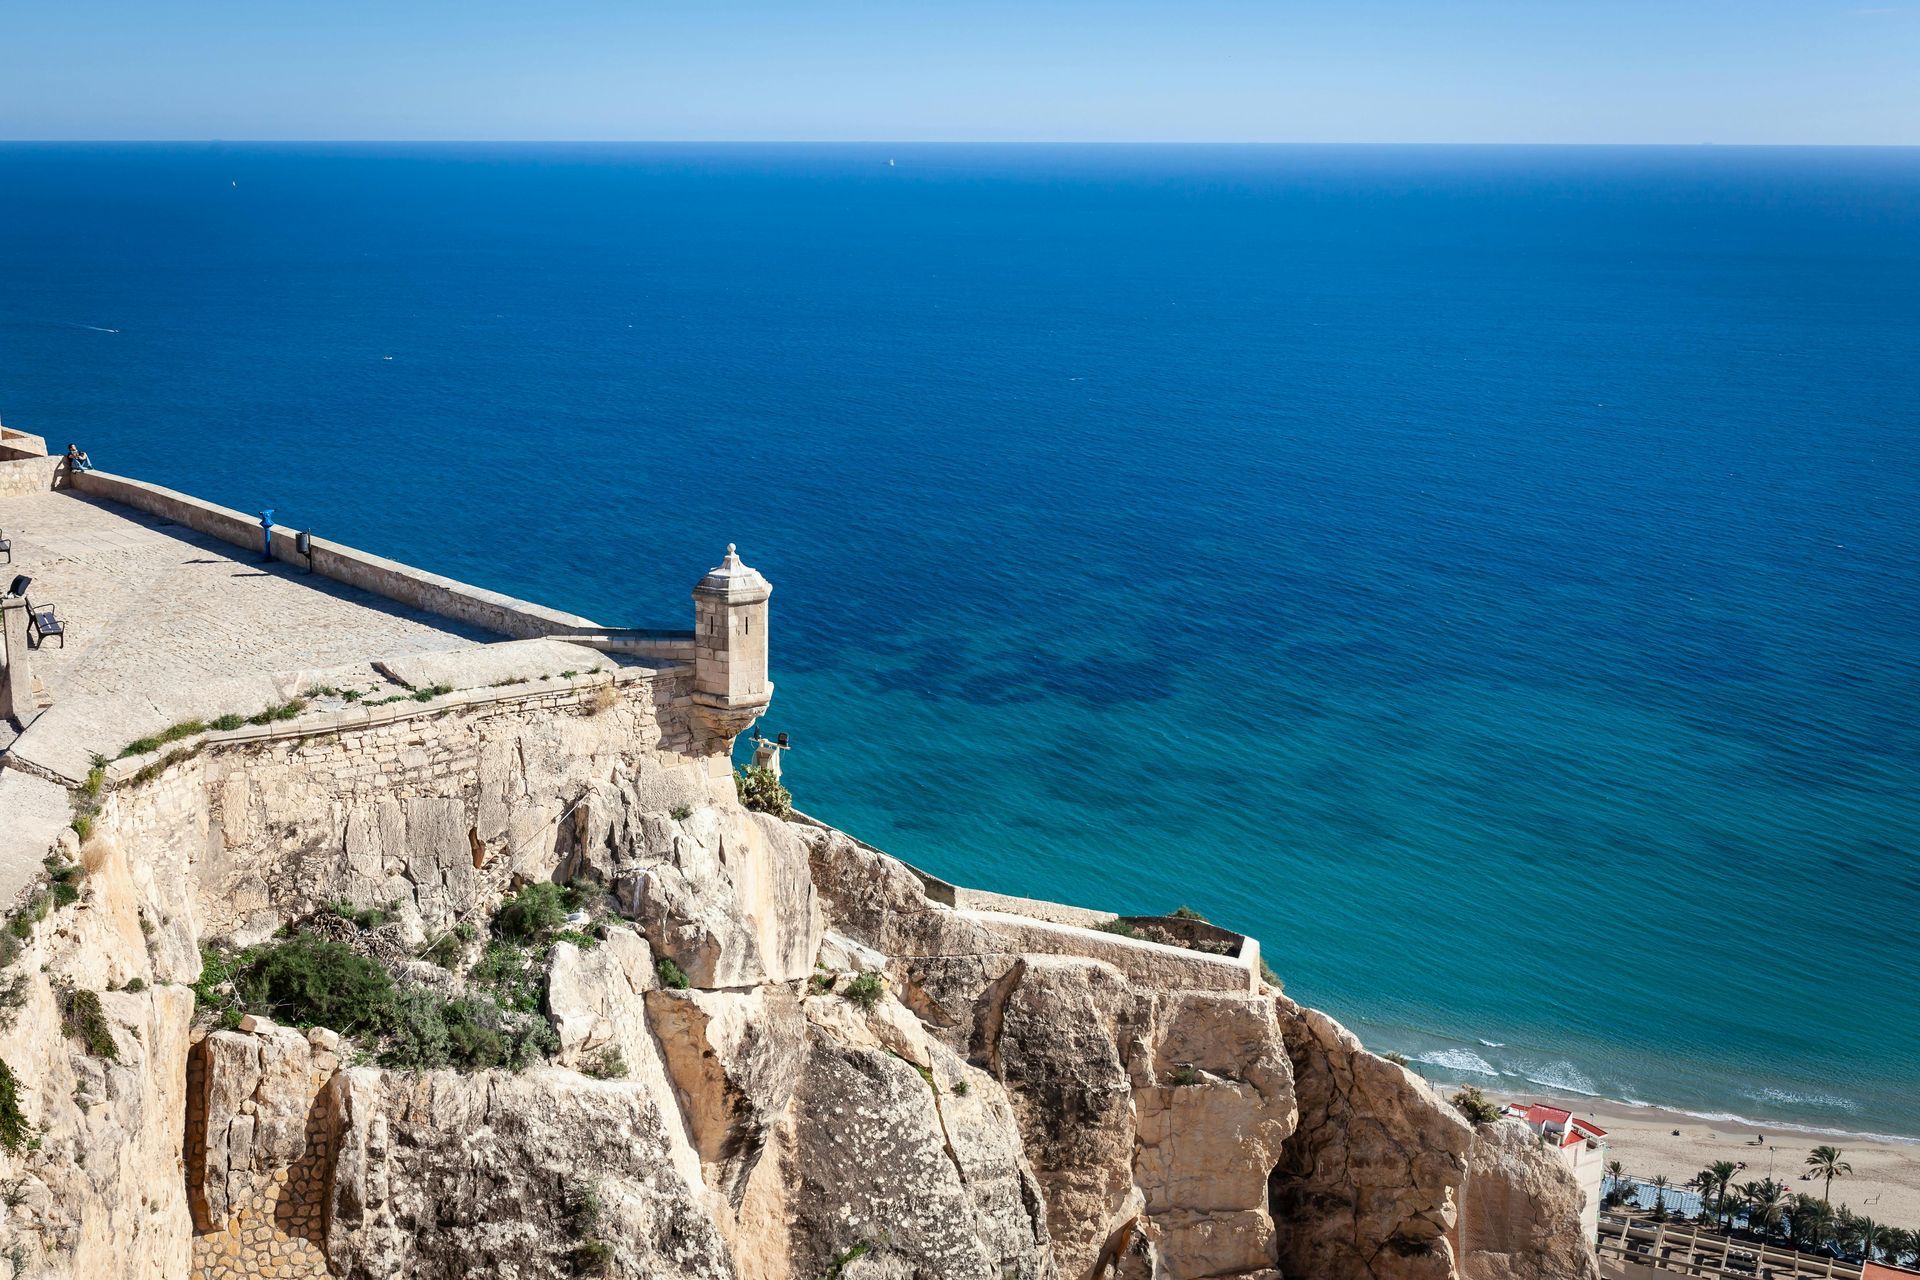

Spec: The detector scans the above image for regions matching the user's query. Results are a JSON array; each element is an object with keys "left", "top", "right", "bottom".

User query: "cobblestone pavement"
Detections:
[{"left": 0, "top": 490, "right": 500, "bottom": 895}]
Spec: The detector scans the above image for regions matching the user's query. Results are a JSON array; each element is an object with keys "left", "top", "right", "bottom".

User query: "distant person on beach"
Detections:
[{"left": 64, "top": 443, "right": 92, "bottom": 471}]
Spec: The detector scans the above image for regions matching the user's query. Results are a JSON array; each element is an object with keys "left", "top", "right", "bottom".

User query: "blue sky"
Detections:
[{"left": 1, "top": 0, "right": 1915, "bottom": 143}]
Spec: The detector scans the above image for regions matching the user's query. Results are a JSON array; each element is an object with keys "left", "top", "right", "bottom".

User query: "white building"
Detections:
[{"left": 1505, "top": 1102, "right": 1608, "bottom": 1239}]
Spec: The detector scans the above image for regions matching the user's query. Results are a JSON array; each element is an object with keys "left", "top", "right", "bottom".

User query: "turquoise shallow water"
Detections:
[{"left": 1, "top": 143, "right": 1916, "bottom": 1136}]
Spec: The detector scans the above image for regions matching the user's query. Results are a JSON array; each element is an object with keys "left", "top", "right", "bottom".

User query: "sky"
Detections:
[{"left": 0, "top": 0, "right": 1916, "bottom": 144}]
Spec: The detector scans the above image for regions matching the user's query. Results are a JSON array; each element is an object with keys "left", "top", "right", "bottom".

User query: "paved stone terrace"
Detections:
[{"left": 0, "top": 488, "right": 502, "bottom": 901}]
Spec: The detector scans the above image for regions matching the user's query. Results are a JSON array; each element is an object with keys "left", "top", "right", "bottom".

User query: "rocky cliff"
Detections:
[{"left": 0, "top": 684, "right": 1598, "bottom": 1280}]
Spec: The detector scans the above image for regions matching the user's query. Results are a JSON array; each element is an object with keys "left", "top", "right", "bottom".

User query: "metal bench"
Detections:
[{"left": 25, "top": 596, "right": 63, "bottom": 648}]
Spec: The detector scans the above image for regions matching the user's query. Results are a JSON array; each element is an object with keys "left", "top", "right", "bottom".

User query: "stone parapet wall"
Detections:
[
  {"left": 72, "top": 469, "right": 606, "bottom": 640},
  {"left": 0, "top": 426, "right": 49, "bottom": 461},
  {"left": 0, "top": 454, "right": 64, "bottom": 497}
]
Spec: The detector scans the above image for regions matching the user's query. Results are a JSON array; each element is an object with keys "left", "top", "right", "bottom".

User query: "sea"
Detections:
[{"left": 1, "top": 143, "right": 1916, "bottom": 1139}]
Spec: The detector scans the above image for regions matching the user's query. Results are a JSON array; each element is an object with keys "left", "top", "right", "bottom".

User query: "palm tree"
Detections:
[
  {"left": 1745, "top": 1179, "right": 1792, "bottom": 1240},
  {"left": 1650, "top": 1174, "right": 1671, "bottom": 1221},
  {"left": 1855, "top": 1216, "right": 1884, "bottom": 1263},
  {"left": 1690, "top": 1170, "right": 1718, "bottom": 1223},
  {"left": 1788, "top": 1195, "right": 1832, "bottom": 1250},
  {"left": 1707, "top": 1160, "right": 1739, "bottom": 1229},
  {"left": 1805, "top": 1145, "right": 1853, "bottom": 1210},
  {"left": 1604, "top": 1159, "right": 1627, "bottom": 1208},
  {"left": 1880, "top": 1227, "right": 1915, "bottom": 1267}
]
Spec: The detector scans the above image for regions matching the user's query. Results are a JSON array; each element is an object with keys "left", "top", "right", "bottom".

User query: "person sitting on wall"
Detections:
[{"left": 63, "top": 444, "right": 92, "bottom": 472}]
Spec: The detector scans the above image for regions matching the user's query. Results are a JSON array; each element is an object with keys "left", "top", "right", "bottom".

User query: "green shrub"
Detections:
[
  {"left": 381, "top": 988, "right": 451, "bottom": 1069},
  {"left": 0, "top": 973, "right": 26, "bottom": 1031},
  {"left": 0, "top": 1060, "right": 27, "bottom": 1153},
  {"left": 842, "top": 971, "right": 884, "bottom": 1011},
  {"left": 234, "top": 932, "right": 395, "bottom": 1035},
  {"left": 952, "top": 1078, "right": 971, "bottom": 1097},
  {"left": 1382, "top": 1050, "right": 1410, "bottom": 1067},
  {"left": 212, "top": 713, "right": 246, "bottom": 731},
  {"left": 669, "top": 804, "right": 693, "bottom": 821},
  {"left": 47, "top": 858, "right": 82, "bottom": 909},
  {"left": 733, "top": 765, "right": 791, "bottom": 819},
  {"left": 493, "top": 882, "right": 568, "bottom": 942},
  {"left": 329, "top": 900, "right": 390, "bottom": 930},
  {"left": 552, "top": 929, "right": 598, "bottom": 951},
  {"left": 582, "top": 1046, "right": 627, "bottom": 1080},
  {"left": 118, "top": 718, "right": 209, "bottom": 759},
  {"left": 1258, "top": 957, "right": 1283, "bottom": 990},
  {"left": 123, "top": 977, "right": 146, "bottom": 994},
  {"left": 469, "top": 942, "right": 544, "bottom": 1014},
  {"left": 654, "top": 957, "right": 690, "bottom": 990},
  {"left": 69, "top": 815, "right": 93, "bottom": 843},
  {"left": 410, "top": 683, "right": 453, "bottom": 703},
  {"left": 421, "top": 930, "right": 466, "bottom": 969},
  {"left": 246, "top": 699, "right": 307, "bottom": 726},
  {"left": 1451, "top": 1086, "right": 1502, "bottom": 1125},
  {"left": 569, "top": 1178, "right": 614, "bottom": 1276},
  {"left": 1094, "top": 918, "right": 1139, "bottom": 938},
  {"left": 192, "top": 943, "right": 241, "bottom": 1021},
  {"left": 1169, "top": 905, "right": 1208, "bottom": 921},
  {"left": 80, "top": 765, "right": 104, "bottom": 800},
  {"left": 1169, "top": 1063, "right": 1201, "bottom": 1087},
  {"left": 58, "top": 986, "right": 118, "bottom": 1059},
  {"left": 8, "top": 892, "right": 51, "bottom": 943}
]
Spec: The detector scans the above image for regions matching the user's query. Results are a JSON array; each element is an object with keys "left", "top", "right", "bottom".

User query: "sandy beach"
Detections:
[{"left": 1493, "top": 1091, "right": 1920, "bottom": 1229}]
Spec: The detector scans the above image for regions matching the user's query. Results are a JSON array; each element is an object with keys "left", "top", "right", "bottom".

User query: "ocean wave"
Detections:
[
  {"left": 1742, "top": 1087, "right": 1859, "bottom": 1113},
  {"left": 1416, "top": 1048, "right": 1499, "bottom": 1077},
  {"left": 1478, "top": 1038, "right": 1506, "bottom": 1048},
  {"left": 1656, "top": 1106, "right": 1919, "bottom": 1146},
  {"left": 1520, "top": 1061, "right": 1599, "bottom": 1096}
]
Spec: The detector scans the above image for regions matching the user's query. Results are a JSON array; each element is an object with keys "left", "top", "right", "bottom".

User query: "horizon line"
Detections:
[{"left": 3, "top": 138, "right": 1919, "bottom": 150}]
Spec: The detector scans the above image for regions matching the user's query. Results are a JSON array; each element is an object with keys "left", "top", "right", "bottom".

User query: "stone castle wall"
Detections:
[{"left": 90, "top": 665, "right": 713, "bottom": 945}]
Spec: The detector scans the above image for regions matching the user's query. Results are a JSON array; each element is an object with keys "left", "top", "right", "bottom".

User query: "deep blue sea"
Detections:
[{"left": 2, "top": 144, "right": 1916, "bottom": 1138}]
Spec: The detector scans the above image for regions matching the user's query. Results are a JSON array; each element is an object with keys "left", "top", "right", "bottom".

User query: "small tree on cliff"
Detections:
[
  {"left": 735, "top": 765, "right": 792, "bottom": 819},
  {"left": 1449, "top": 1087, "right": 1501, "bottom": 1125}
]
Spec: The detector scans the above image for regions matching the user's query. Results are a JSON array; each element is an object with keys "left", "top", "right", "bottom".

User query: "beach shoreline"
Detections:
[{"left": 1490, "top": 1089, "right": 1920, "bottom": 1228}]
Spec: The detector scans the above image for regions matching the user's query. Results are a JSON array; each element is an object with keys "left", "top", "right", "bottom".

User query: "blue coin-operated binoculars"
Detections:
[{"left": 259, "top": 509, "right": 274, "bottom": 561}]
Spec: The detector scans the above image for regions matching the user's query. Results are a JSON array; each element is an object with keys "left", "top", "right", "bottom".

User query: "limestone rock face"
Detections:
[
  {"left": 1132, "top": 991, "right": 1298, "bottom": 1279},
  {"left": 644, "top": 985, "right": 808, "bottom": 1210},
  {"left": 1269, "top": 996, "right": 1473, "bottom": 1280},
  {"left": 776, "top": 989, "right": 1057, "bottom": 1280},
  {"left": 572, "top": 779, "right": 823, "bottom": 988},
  {"left": 984, "top": 956, "right": 1144, "bottom": 1277},
  {"left": 0, "top": 835, "right": 198, "bottom": 1280},
  {"left": 326, "top": 1067, "right": 736, "bottom": 1280},
  {"left": 1457, "top": 1121, "right": 1602, "bottom": 1280},
  {"left": 544, "top": 927, "right": 657, "bottom": 1066}
]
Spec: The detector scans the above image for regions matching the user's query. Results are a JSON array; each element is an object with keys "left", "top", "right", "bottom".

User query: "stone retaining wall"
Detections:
[{"left": 91, "top": 663, "right": 713, "bottom": 943}]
